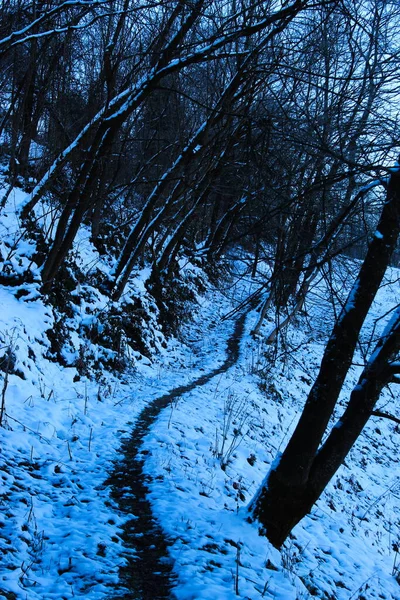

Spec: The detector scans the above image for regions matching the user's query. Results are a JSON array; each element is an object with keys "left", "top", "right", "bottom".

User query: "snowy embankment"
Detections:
[
  {"left": 144, "top": 263, "right": 400, "bottom": 600},
  {"left": 0, "top": 183, "right": 399, "bottom": 599},
  {"left": 0, "top": 186, "right": 242, "bottom": 599}
]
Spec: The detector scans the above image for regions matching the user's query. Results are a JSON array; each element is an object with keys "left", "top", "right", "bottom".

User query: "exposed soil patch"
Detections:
[{"left": 108, "top": 311, "right": 247, "bottom": 599}]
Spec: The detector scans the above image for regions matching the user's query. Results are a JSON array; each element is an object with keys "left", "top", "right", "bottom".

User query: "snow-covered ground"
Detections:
[
  {"left": 0, "top": 184, "right": 399, "bottom": 599},
  {"left": 143, "top": 262, "right": 400, "bottom": 600}
]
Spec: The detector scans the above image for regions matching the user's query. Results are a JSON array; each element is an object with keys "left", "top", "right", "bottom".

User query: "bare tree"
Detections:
[
  {"left": 15, "top": 0, "right": 310, "bottom": 291},
  {"left": 249, "top": 162, "right": 400, "bottom": 548}
]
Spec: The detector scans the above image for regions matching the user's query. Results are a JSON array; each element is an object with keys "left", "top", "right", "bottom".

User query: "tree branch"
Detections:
[{"left": 371, "top": 410, "right": 400, "bottom": 425}]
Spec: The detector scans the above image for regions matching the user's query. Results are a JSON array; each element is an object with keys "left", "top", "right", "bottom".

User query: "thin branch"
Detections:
[{"left": 371, "top": 410, "right": 400, "bottom": 426}]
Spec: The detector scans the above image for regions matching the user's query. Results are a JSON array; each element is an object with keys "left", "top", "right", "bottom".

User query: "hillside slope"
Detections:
[{"left": 0, "top": 186, "right": 398, "bottom": 599}]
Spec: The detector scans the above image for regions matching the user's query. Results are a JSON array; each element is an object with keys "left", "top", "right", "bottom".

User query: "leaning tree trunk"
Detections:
[{"left": 249, "top": 164, "right": 400, "bottom": 548}]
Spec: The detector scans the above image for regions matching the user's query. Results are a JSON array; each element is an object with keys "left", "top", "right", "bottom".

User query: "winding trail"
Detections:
[{"left": 107, "top": 310, "right": 248, "bottom": 599}]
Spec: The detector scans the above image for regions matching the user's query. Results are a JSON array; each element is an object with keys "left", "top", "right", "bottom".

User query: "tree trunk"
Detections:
[{"left": 250, "top": 163, "right": 400, "bottom": 547}]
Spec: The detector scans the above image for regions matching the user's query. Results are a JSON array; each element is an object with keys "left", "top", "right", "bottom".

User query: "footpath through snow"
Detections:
[
  {"left": 108, "top": 310, "right": 247, "bottom": 598},
  {"left": 0, "top": 199, "right": 253, "bottom": 599}
]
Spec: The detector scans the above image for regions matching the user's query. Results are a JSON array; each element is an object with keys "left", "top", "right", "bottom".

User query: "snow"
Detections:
[
  {"left": 142, "top": 261, "right": 400, "bottom": 600},
  {"left": 0, "top": 187, "right": 399, "bottom": 599}
]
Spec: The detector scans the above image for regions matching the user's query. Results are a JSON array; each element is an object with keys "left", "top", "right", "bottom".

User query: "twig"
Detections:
[
  {"left": 5, "top": 413, "right": 51, "bottom": 443},
  {"left": 235, "top": 546, "right": 240, "bottom": 596},
  {"left": 371, "top": 410, "right": 400, "bottom": 425},
  {"left": 88, "top": 426, "right": 93, "bottom": 451},
  {"left": 0, "top": 348, "right": 11, "bottom": 427}
]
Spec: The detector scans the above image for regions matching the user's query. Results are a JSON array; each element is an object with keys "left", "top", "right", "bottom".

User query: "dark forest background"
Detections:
[{"left": 1, "top": 0, "right": 399, "bottom": 314}]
